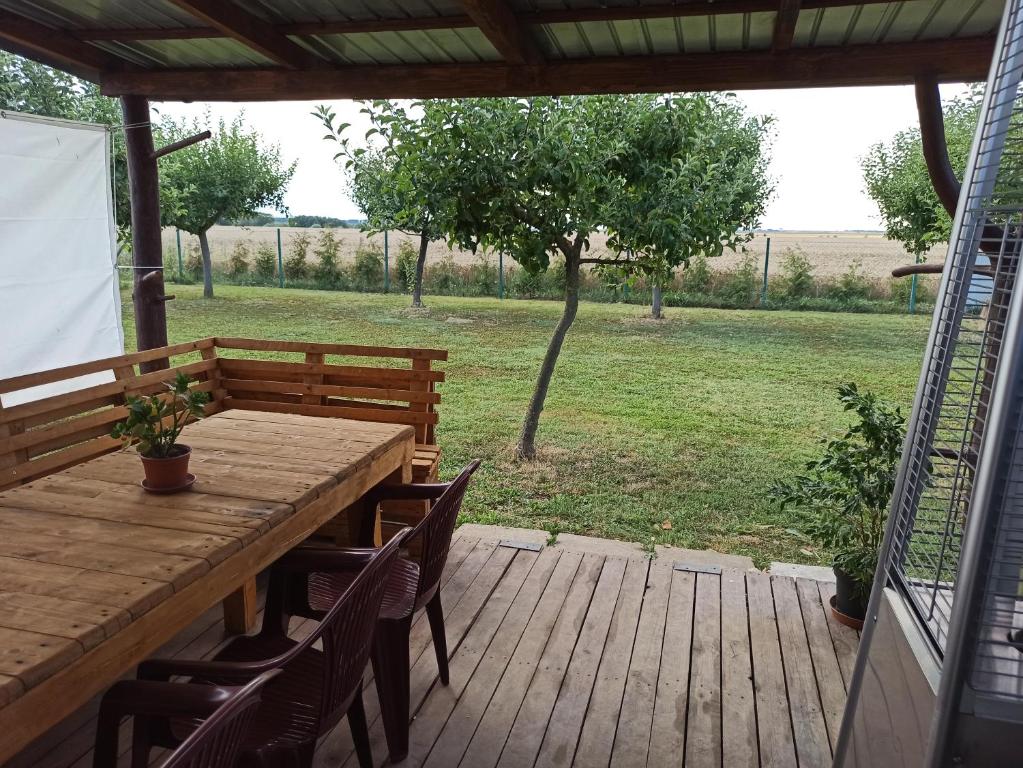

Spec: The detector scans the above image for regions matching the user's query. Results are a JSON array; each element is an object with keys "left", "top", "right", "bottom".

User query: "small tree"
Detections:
[
  {"left": 159, "top": 114, "right": 295, "bottom": 298},
  {"left": 407, "top": 95, "right": 771, "bottom": 458},
  {"left": 861, "top": 93, "right": 978, "bottom": 260},
  {"left": 284, "top": 232, "right": 311, "bottom": 280},
  {"left": 316, "top": 102, "right": 462, "bottom": 308}
]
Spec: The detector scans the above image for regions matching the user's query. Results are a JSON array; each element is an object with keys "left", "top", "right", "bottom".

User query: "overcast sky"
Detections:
[{"left": 157, "top": 83, "right": 969, "bottom": 232}]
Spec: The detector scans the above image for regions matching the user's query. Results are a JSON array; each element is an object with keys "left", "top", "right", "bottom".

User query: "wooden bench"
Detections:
[{"left": 0, "top": 337, "right": 447, "bottom": 623}]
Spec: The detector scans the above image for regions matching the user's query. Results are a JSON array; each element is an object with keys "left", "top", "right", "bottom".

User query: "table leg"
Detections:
[
  {"left": 223, "top": 578, "right": 258, "bottom": 634},
  {"left": 346, "top": 464, "right": 412, "bottom": 547}
]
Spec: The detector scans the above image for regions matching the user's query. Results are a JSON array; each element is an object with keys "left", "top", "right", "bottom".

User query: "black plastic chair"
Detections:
[
  {"left": 93, "top": 669, "right": 280, "bottom": 768},
  {"left": 269, "top": 460, "right": 481, "bottom": 761},
  {"left": 130, "top": 529, "right": 408, "bottom": 768}
]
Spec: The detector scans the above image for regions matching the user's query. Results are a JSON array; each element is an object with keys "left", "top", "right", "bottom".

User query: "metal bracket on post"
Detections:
[{"left": 673, "top": 562, "right": 721, "bottom": 575}]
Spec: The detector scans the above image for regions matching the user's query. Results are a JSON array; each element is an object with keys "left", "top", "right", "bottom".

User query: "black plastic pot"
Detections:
[{"left": 833, "top": 567, "right": 869, "bottom": 623}]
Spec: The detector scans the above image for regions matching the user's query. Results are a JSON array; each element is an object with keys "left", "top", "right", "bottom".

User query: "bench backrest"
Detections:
[{"left": 0, "top": 337, "right": 446, "bottom": 491}]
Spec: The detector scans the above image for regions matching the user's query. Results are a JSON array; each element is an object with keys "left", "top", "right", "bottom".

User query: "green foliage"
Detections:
[
  {"left": 184, "top": 246, "right": 204, "bottom": 280},
  {"left": 284, "top": 233, "right": 311, "bottom": 280},
  {"left": 830, "top": 261, "right": 872, "bottom": 301},
  {"left": 862, "top": 93, "right": 978, "bottom": 257},
  {"left": 0, "top": 52, "right": 129, "bottom": 230},
  {"left": 681, "top": 254, "right": 712, "bottom": 293},
  {"left": 218, "top": 212, "right": 274, "bottom": 226},
  {"left": 226, "top": 242, "right": 250, "bottom": 278},
  {"left": 719, "top": 253, "right": 760, "bottom": 306},
  {"left": 771, "top": 383, "right": 905, "bottom": 599},
  {"left": 159, "top": 113, "right": 295, "bottom": 240},
  {"left": 254, "top": 243, "right": 277, "bottom": 280},
  {"left": 111, "top": 373, "right": 210, "bottom": 458},
  {"left": 780, "top": 247, "right": 815, "bottom": 298},
  {"left": 424, "top": 255, "right": 463, "bottom": 295},
  {"left": 288, "top": 214, "right": 354, "bottom": 228},
  {"left": 394, "top": 241, "right": 419, "bottom": 293},
  {"left": 352, "top": 245, "right": 384, "bottom": 291},
  {"left": 313, "top": 229, "right": 342, "bottom": 288}
]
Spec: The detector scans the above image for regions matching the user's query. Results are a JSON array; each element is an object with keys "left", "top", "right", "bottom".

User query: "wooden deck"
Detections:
[{"left": 10, "top": 527, "right": 858, "bottom": 768}]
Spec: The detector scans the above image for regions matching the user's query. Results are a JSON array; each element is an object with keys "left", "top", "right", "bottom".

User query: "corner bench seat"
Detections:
[{"left": 0, "top": 337, "right": 448, "bottom": 546}]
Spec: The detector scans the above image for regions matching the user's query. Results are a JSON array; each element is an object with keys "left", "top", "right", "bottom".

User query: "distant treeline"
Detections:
[{"left": 216, "top": 213, "right": 366, "bottom": 228}]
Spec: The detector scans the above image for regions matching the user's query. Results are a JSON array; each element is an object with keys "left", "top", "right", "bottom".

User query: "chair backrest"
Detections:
[
  {"left": 266, "top": 529, "right": 406, "bottom": 735},
  {"left": 412, "top": 460, "right": 481, "bottom": 603},
  {"left": 161, "top": 669, "right": 280, "bottom": 768}
]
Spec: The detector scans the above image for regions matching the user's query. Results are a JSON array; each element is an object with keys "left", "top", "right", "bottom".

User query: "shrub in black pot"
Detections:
[{"left": 771, "top": 383, "right": 905, "bottom": 628}]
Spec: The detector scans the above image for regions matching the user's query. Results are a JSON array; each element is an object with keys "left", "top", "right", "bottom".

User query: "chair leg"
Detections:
[
  {"left": 348, "top": 688, "right": 374, "bottom": 768},
  {"left": 371, "top": 616, "right": 412, "bottom": 763},
  {"left": 426, "top": 593, "right": 449, "bottom": 686}
]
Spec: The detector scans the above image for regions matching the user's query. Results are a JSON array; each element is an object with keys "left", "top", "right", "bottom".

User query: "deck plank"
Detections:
[
  {"left": 423, "top": 548, "right": 562, "bottom": 768},
  {"left": 535, "top": 557, "right": 628, "bottom": 768},
  {"left": 720, "top": 571, "right": 758, "bottom": 768},
  {"left": 773, "top": 575, "right": 832, "bottom": 768},
  {"left": 797, "top": 577, "right": 848, "bottom": 750},
  {"left": 747, "top": 572, "right": 798, "bottom": 768},
  {"left": 683, "top": 572, "right": 722, "bottom": 768},
  {"left": 456, "top": 551, "right": 584, "bottom": 768},
  {"left": 648, "top": 567, "right": 695, "bottom": 768},
  {"left": 610, "top": 561, "right": 672, "bottom": 767},
  {"left": 819, "top": 581, "right": 859, "bottom": 687},
  {"left": 8, "top": 534, "right": 858, "bottom": 768},
  {"left": 571, "top": 557, "right": 648, "bottom": 767}
]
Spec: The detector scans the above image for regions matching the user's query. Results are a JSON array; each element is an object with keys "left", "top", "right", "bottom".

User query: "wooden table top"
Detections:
[{"left": 0, "top": 409, "right": 415, "bottom": 760}]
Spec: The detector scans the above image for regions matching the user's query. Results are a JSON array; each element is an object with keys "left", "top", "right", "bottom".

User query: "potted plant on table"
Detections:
[
  {"left": 111, "top": 372, "right": 210, "bottom": 493},
  {"left": 771, "top": 382, "right": 906, "bottom": 629}
]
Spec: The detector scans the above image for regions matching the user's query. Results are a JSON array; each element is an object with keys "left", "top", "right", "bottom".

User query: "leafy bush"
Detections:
[
  {"left": 780, "top": 246, "right": 815, "bottom": 298},
  {"left": 681, "top": 253, "right": 712, "bottom": 293},
  {"left": 254, "top": 243, "right": 277, "bottom": 280},
  {"left": 424, "top": 255, "right": 463, "bottom": 295},
  {"left": 226, "top": 243, "right": 249, "bottom": 278},
  {"left": 510, "top": 266, "right": 545, "bottom": 298},
  {"left": 771, "top": 383, "right": 905, "bottom": 601},
  {"left": 314, "top": 229, "right": 342, "bottom": 288},
  {"left": 717, "top": 253, "right": 760, "bottom": 306},
  {"left": 829, "top": 260, "right": 872, "bottom": 301},
  {"left": 394, "top": 241, "right": 418, "bottom": 293},
  {"left": 284, "top": 233, "right": 310, "bottom": 280},
  {"left": 467, "top": 253, "right": 498, "bottom": 296},
  {"left": 185, "top": 246, "right": 204, "bottom": 280},
  {"left": 351, "top": 245, "right": 384, "bottom": 291}
]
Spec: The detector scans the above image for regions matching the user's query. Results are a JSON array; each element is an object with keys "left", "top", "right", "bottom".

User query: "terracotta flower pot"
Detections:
[{"left": 140, "top": 444, "right": 193, "bottom": 492}]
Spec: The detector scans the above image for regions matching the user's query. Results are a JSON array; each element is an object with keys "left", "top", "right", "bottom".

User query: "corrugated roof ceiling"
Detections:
[{"left": 0, "top": 0, "right": 1006, "bottom": 99}]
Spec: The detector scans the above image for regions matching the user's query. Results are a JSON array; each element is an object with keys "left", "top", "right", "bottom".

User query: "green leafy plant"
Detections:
[
  {"left": 314, "top": 229, "right": 342, "bottom": 288},
  {"left": 394, "top": 241, "right": 419, "bottom": 293},
  {"left": 111, "top": 373, "right": 210, "bottom": 458},
  {"left": 771, "top": 383, "right": 905, "bottom": 601},
  {"left": 226, "top": 242, "right": 250, "bottom": 278},
  {"left": 253, "top": 243, "right": 277, "bottom": 280},
  {"left": 284, "top": 233, "right": 311, "bottom": 280},
  {"left": 780, "top": 246, "right": 815, "bottom": 298}
]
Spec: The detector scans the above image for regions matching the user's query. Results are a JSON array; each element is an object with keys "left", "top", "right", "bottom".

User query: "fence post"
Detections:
[
  {"left": 383, "top": 230, "right": 390, "bottom": 293},
  {"left": 175, "top": 228, "right": 183, "bottom": 280},
  {"left": 499, "top": 251, "right": 504, "bottom": 298},
  {"left": 276, "top": 227, "right": 284, "bottom": 288},
  {"left": 760, "top": 236, "right": 771, "bottom": 305}
]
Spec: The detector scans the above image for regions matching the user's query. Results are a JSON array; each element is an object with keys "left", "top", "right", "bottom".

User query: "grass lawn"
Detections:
[{"left": 129, "top": 284, "right": 930, "bottom": 567}]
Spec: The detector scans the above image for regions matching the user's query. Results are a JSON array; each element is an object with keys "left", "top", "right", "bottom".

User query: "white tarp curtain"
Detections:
[{"left": 0, "top": 110, "right": 124, "bottom": 406}]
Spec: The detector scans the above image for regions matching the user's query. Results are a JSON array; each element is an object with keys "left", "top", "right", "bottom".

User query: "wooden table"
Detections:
[{"left": 0, "top": 409, "right": 415, "bottom": 763}]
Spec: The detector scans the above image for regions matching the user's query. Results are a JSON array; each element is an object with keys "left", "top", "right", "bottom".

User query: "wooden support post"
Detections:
[
  {"left": 914, "top": 75, "right": 961, "bottom": 218},
  {"left": 121, "top": 95, "right": 170, "bottom": 372}
]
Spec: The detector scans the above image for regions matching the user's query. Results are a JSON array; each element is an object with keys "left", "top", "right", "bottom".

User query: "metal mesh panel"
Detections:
[{"left": 884, "top": 1, "right": 1023, "bottom": 658}]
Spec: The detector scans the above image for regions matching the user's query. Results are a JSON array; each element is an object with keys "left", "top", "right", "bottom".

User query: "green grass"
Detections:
[{"left": 129, "top": 284, "right": 930, "bottom": 567}]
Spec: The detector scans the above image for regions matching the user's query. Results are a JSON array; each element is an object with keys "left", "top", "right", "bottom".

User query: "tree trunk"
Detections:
[
  {"left": 516, "top": 246, "right": 582, "bottom": 460},
  {"left": 651, "top": 280, "right": 663, "bottom": 319},
  {"left": 198, "top": 229, "right": 214, "bottom": 299},
  {"left": 412, "top": 230, "right": 429, "bottom": 308}
]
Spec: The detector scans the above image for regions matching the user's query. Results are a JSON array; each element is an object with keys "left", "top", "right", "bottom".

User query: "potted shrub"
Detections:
[
  {"left": 112, "top": 372, "right": 210, "bottom": 492},
  {"left": 772, "top": 382, "right": 905, "bottom": 629}
]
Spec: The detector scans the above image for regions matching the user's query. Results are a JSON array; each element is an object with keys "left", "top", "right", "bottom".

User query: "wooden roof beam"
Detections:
[
  {"left": 74, "top": 0, "right": 896, "bottom": 43},
  {"left": 100, "top": 36, "right": 996, "bottom": 101},
  {"left": 459, "top": 0, "right": 543, "bottom": 66},
  {"left": 0, "top": 11, "right": 121, "bottom": 81},
  {"left": 166, "top": 0, "right": 319, "bottom": 69},
  {"left": 773, "top": 0, "right": 802, "bottom": 51}
]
